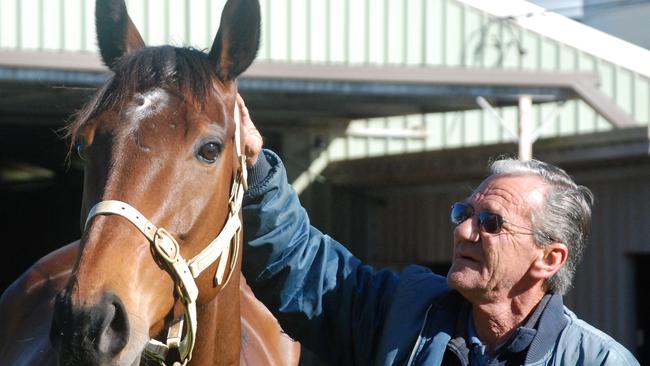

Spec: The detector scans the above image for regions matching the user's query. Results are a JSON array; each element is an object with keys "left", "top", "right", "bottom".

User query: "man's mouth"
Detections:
[{"left": 455, "top": 253, "right": 479, "bottom": 263}]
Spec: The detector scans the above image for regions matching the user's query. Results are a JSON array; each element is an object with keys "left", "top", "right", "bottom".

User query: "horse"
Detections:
[{"left": 0, "top": 0, "right": 301, "bottom": 364}]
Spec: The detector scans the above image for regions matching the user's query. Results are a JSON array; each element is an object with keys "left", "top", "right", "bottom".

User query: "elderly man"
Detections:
[{"left": 237, "top": 96, "right": 639, "bottom": 365}]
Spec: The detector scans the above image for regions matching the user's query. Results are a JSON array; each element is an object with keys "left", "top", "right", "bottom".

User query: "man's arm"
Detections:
[
  {"left": 239, "top": 102, "right": 400, "bottom": 364},
  {"left": 241, "top": 150, "right": 399, "bottom": 365}
]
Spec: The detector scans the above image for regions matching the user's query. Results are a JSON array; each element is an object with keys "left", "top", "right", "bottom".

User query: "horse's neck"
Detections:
[
  {"left": 238, "top": 275, "right": 302, "bottom": 366},
  {"left": 192, "top": 271, "right": 241, "bottom": 365}
]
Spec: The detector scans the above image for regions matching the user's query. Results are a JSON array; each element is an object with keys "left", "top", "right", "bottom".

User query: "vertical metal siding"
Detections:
[
  {"left": 566, "top": 172, "right": 650, "bottom": 349},
  {"left": 2, "top": 0, "right": 647, "bottom": 151},
  {"left": 554, "top": 170, "right": 650, "bottom": 349},
  {"left": 356, "top": 186, "right": 465, "bottom": 269}
]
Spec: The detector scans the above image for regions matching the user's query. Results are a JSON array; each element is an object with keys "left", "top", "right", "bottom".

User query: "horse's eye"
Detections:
[
  {"left": 197, "top": 142, "right": 222, "bottom": 163},
  {"left": 75, "top": 140, "right": 87, "bottom": 161}
]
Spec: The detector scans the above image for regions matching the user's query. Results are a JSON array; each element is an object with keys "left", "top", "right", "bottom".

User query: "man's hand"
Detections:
[{"left": 237, "top": 93, "right": 263, "bottom": 166}]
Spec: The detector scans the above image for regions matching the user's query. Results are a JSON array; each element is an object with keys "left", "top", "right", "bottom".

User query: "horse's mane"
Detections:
[{"left": 64, "top": 46, "right": 219, "bottom": 147}]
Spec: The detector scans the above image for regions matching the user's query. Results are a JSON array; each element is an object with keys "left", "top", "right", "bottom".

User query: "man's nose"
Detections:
[{"left": 454, "top": 216, "right": 480, "bottom": 243}]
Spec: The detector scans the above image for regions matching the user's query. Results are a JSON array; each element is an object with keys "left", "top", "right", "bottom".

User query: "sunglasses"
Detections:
[{"left": 450, "top": 202, "right": 537, "bottom": 235}]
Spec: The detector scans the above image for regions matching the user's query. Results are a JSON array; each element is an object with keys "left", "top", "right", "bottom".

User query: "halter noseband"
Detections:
[{"left": 83, "top": 103, "right": 247, "bottom": 366}]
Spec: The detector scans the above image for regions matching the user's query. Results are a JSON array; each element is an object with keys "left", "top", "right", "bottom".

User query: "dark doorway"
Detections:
[
  {"left": 635, "top": 255, "right": 650, "bottom": 363},
  {"left": 0, "top": 124, "right": 83, "bottom": 294}
]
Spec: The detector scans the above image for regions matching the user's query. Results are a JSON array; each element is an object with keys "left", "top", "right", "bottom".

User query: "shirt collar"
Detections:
[{"left": 466, "top": 293, "right": 556, "bottom": 359}]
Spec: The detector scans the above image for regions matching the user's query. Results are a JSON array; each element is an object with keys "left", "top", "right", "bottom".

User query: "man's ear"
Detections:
[{"left": 530, "top": 243, "right": 568, "bottom": 281}]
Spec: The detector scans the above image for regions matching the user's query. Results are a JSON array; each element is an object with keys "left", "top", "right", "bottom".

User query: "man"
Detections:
[{"left": 237, "top": 96, "right": 639, "bottom": 365}]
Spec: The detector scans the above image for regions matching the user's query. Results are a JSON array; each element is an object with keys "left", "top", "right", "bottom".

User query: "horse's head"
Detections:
[{"left": 50, "top": 0, "right": 260, "bottom": 364}]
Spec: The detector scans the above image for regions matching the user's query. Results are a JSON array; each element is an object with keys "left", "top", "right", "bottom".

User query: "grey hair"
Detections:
[{"left": 488, "top": 157, "right": 594, "bottom": 295}]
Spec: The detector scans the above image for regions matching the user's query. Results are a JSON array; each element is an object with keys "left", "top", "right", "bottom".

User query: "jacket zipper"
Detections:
[{"left": 406, "top": 304, "right": 433, "bottom": 366}]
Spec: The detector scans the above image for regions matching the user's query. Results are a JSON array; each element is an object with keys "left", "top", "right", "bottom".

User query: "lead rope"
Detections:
[{"left": 85, "top": 102, "right": 248, "bottom": 366}]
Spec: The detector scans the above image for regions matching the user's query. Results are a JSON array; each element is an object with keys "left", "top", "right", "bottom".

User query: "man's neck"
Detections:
[{"left": 470, "top": 290, "right": 546, "bottom": 352}]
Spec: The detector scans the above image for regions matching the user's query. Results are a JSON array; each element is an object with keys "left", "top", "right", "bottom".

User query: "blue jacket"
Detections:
[{"left": 242, "top": 150, "right": 639, "bottom": 366}]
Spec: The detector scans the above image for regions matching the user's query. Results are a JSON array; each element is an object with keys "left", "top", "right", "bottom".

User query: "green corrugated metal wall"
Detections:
[{"left": 2, "top": 0, "right": 648, "bottom": 159}]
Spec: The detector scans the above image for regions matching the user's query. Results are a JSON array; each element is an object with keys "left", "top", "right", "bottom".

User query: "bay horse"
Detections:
[{"left": 0, "top": 0, "right": 300, "bottom": 364}]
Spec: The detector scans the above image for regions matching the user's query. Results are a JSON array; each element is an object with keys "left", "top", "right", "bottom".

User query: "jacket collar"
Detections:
[
  {"left": 448, "top": 292, "right": 568, "bottom": 364},
  {"left": 524, "top": 292, "right": 568, "bottom": 363}
]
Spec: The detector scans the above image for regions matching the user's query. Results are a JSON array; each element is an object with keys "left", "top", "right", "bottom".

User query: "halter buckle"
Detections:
[
  {"left": 153, "top": 228, "right": 180, "bottom": 262},
  {"left": 153, "top": 228, "right": 198, "bottom": 302}
]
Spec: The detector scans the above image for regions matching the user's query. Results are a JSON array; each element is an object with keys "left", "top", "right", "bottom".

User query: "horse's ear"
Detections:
[
  {"left": 95, "top": 0, "right": 145, "bottom": 70},
  {"left": 208, "top": 0, "right": 261, "bottom": 81}
]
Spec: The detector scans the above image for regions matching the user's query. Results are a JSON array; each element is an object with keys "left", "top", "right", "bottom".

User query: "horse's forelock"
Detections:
[{"left": 63, "top": 46, "right": 220, "bottom": 154}]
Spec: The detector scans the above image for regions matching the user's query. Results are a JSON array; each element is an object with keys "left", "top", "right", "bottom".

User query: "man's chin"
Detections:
[
  {"left": 446, "top": 267, "right": 480, "bottom": 292},
  {"left": 446, "top": 271, "right": 463, "bottom": 290}
]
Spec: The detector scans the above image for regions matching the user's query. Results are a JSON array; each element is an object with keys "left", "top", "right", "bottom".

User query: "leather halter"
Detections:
[{"left": 83, "top": 103, "right": 247, "bottom": 366}]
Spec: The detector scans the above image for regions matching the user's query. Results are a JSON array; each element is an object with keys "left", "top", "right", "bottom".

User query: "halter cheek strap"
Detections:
[{"left": 83, "top": 103, "right": 247, "bottom": 366}]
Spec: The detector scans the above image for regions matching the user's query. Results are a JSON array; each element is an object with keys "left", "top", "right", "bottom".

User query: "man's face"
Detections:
[{"left": 447, "top": 174, "right": 549, "bottom": 302}]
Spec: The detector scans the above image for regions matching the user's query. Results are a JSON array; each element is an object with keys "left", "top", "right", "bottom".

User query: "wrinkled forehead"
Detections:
[{"left": 470, "top": 174, "right": 549, "bottom": 212}]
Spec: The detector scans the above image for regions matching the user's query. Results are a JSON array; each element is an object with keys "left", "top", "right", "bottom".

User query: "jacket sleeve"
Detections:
[{"left": 242, "top": 149, "right": 400, "bottom": 365}]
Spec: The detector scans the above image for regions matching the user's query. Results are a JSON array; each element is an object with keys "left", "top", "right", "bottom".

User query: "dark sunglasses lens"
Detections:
[
  {"left": 479, "top": 212, "right": 503, "bottom": 234},
  {"left": 451, "top": 203, "right": 472, "bottom": 225}
]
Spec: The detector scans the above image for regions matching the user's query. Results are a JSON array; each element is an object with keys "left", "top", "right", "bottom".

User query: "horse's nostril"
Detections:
[
  {"left": 96, "top": 298, "right": 129, "bottom": 356},
  {"left": 50, "top": 291, "right": 131, "bottom": 363}
]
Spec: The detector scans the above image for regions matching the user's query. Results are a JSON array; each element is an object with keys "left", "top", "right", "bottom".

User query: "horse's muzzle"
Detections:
[{"left": 50, "top": 290, "right": 130, "bottom": 365}]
